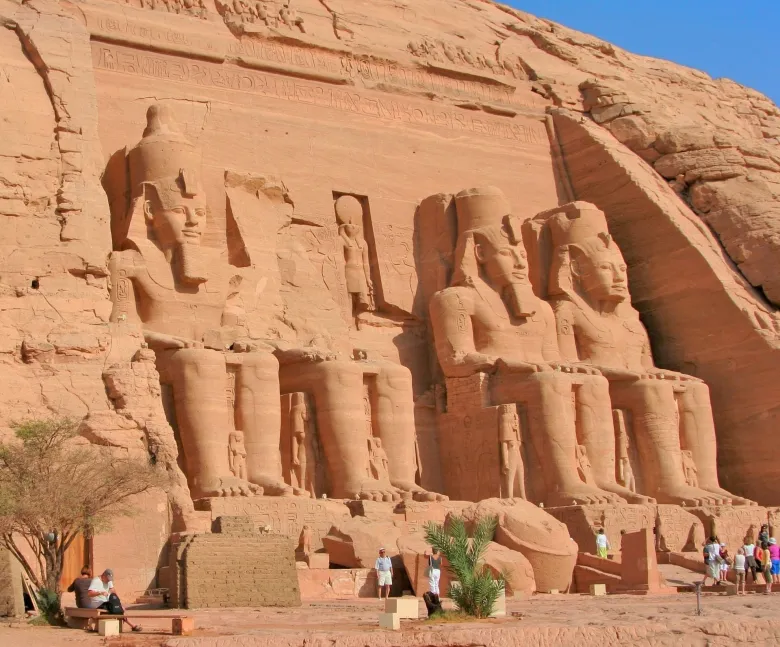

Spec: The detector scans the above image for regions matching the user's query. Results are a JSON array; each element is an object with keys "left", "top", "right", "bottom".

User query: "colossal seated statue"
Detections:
[
  {"left": 108, "top": 103, "right": 444, "bottom": 505},
  {"left": 532, "top": 201, "right": 752, "bottom": 506},
  {"left": 108, "top": 104, "right": 297, "bottom": 499},
  {"left": 429, "top": 187, "right": 647, "bottom": 506}
]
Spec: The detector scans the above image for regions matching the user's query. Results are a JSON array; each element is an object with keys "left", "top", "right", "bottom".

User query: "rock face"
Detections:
[{"left": 0, "top": 0, "right": 778, "bottom": 596}]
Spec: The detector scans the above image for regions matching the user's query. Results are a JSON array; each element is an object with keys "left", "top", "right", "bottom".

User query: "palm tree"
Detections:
[{"left": 424, "top": 515, "right": 505, "bottom": 618}]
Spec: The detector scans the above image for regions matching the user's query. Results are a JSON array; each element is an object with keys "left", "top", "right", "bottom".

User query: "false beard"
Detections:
[
  {"left": 503, "top": 283, "right": 537, "bottom": 319},
  {"left": 175, "top": 241, "right": 208, "bottom": 286}
]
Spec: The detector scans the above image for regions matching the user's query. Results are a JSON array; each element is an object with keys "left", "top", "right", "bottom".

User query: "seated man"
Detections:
[
  {"left": 67, "top": 566, "right": 92, "bottom": 609},
  {"left": 88, "top": 569, "right": 142, "bottom": 632}
]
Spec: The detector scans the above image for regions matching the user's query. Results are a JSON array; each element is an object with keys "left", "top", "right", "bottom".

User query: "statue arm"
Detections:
[
  {"left": 540, "top": 302, "right": 563, "bottom": 363},
  {"left": 361, "top": 242, "right": 373, "bottom": 289},
  {"left": 430, "top": 290, "right": 497, "bottom": 377},
  {"left": 108, "top": 250, "right": 142, "bottom": 325},
  {"left": 551, "top": 300, "right": 579, "bottom": 362}
]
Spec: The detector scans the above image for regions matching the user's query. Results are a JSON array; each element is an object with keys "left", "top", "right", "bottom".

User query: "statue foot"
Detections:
[
  {"left": 203, "top": 476, "right": 263, "bottom": 498},
  {"left": 351, "top": 481, "right": 403, "bottom": 503},
  {"left": 655, "top": 485, "right": 730, "bottom": 507},
  {"left": 391, "top": 480, "right": 449, "bottom": 502},
  {"left": 249, "top": 475, "right": 296, "bottom": 497},
  {"left": 597, "top": 482, "right": 656, "bottom": 505},
  {"left": 546, "top": 485, "right": 623, "bottom": 507},
  {"left": 700, "top": 486, "right": 756, "bottom": 506}
]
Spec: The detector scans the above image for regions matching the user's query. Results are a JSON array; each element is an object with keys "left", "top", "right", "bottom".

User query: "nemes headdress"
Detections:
[
  {"left": 451, "top": 186, "right": 523, "bottom": 287},
  {"left": 113, "top": 104, "right": 205, "bottom": 248},
  {"left": 534, "top": 202, "right": 615, "bottom": 297}
]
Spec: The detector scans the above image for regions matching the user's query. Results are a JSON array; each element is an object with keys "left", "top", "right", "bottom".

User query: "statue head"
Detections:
[
  {"left": 126, "top": 104, "right": 208, "bottom": 285},
  {"left": 451, "top": 187, "right": 534, "bottom": 317},
  {"left": 543, "top": 202, "right": 628, "bottom": 305}
]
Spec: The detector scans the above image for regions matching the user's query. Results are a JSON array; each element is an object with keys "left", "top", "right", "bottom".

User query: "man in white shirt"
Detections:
[
  {"left": 88, "top": 569, "right": 142, "bottom": 632},
  {"left": 374, "top": 548, "right": 393, "bottom": 600}
]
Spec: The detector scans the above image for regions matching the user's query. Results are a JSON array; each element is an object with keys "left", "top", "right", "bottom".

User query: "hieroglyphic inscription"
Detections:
[
  {"left": 228, "top": 39, "right": 542, "bottom": 110},
  {"left": 92, "top": 44, "right": 549, "bottom": 145}
]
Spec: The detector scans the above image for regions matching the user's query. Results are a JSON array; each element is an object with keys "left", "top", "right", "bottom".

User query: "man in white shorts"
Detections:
[{"left": 375, "top": 548, "right": 393, "bottom": 599}]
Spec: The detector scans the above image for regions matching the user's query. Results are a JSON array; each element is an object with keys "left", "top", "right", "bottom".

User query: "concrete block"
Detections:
[
  {"left": 173, "top": 617, "right": 195, "bottom": 636},
  {"left": 547, "top": 589, "right": 560, "bottom": 594},
  {"left": 385, "top": 596, "right": 419, "bottom": 619},
  {"left": 589, "top": 583, "right": 607, "bottom": 596},
  {"left": 725, "top": 585, "right": 738, "bottom": 596},
  {"left": 98, "top": 619, "right": 120, "bottom": 636},
  {"left": 489, "top": 590, "right": 506, "bottom": 617},
  {"left": 379, "top": 612, "right": 400, "bottom": 630}
]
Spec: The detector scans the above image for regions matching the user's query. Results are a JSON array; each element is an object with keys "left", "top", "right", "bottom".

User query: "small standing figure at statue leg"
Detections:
[
  {"left": 228, "top": 430, "right": 248, "bottom": 481},
  {"left": 498, "top": 404, "right": 526, "bottom": 500}
]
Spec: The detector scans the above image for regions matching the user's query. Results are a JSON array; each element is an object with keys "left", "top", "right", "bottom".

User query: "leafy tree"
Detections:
[
  {"left": 0, "top": 418, "right": 167, "bottom": 613},
  {"left": 424, "top": 514, "right": 505, "bottom": 618}
]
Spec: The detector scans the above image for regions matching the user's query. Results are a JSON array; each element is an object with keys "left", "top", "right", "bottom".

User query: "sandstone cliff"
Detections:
[{"left": 0, "top": 0, "right": 778, "bottom": 516}]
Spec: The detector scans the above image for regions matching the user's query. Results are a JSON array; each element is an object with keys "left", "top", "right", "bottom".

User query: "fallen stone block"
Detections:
[
  {"left": 385, "top": 596, "right": 419, "bottom": 619},
  {"left": 589, "top": 583, "right": 607, "bottom": 596},
  {"left": 378, "top": 612, "right": 400, "bottom": 630},
  {"left": 99, "top": 619, "right": 120, "bottom": 636}
]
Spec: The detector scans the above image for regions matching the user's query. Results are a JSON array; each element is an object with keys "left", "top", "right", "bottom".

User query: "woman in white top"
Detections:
[
  {"left": 734, "top": 548, "right": 747, "bottom": 595},
  {"left": 743, "top": 539, "right": 758, "bottom": 583}
]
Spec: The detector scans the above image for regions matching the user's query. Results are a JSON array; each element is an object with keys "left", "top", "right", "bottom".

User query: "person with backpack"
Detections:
[
  {"left": 701, "top": 537, "right": 721, "bottom": 586},
  {"left": 88, "top": 569, "right": 142, "bottom": 632}
]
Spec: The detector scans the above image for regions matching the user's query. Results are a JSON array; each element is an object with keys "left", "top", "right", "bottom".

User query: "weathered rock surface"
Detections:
[{"left": 1, "top": 0, "right": 779, "bottom": 594}]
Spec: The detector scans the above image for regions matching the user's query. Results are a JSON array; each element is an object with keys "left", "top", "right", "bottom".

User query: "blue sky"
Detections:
[{"left": 505, "top": 1, "right": 779, "bottom": 105}]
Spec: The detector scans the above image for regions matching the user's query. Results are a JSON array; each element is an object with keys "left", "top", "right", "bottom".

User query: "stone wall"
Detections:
[
  {"left": 176, "top": 517, "right": 300, "bottom": 609},
  {"left": 0, "top": 548, "right": 23, "bottom": 617}
]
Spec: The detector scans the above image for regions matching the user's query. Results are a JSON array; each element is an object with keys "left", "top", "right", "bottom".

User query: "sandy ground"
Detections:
[{"left": 4, "top": 589, "right": 780, "bottom": 647}]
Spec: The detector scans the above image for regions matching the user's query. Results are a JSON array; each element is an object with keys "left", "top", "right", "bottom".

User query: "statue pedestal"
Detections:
[
  {"left": 194, "top": 497, "right": 352, "bottom": 552},
  {"left": 548, "top": 503, "right": 772, "bottom": 556},
  {"left": 547, "top": 503, "right": 703, "bottom": 554}
]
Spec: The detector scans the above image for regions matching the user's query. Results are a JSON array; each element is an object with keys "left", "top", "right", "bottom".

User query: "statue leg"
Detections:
[
  {"left": 167, "top": 348, "right": 260, "bottom": 499},
  {"left": 677, "top": 382, "right": 754, "bottom": 505},
  {"left": 577, "top": 375, "right": 654, "bottom": 504},
  {"left": 610, "top": 380, "right": 728, "bottom": 506},
  {"left": 493, "top": 371, "right": 620, "bottom": 507},
  {"left": 374, "top": 363, "right": 447, "bottom": 502},
  {"left": 280, "top": 360, "right": 401, "bottom": 502},
  {"left": 235, "top": 352, "right": 295, "bottom": 496}
]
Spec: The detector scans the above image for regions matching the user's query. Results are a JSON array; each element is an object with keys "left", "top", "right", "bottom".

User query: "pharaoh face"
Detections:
[
  {"left": 475, "top": 230, "right": 529, "bottom": 288},
  {"left": 145, "top": 192, "right": 206, "bottom": 250},
  {"left": 574, "top": 245, "right": 628, "bottom": 303}
]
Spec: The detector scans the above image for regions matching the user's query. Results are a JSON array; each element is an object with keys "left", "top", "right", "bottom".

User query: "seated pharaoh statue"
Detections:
[
  {"left": 107, "top": 104, "right": 299, "bottom": 499},
  {"left": 429, "top": 187, "right": 650, "bottom": 506},
  {"left": 532, "top": 202, "right": 753, "bottom": 506},
  {"left": 107, "top": 103, "right": 444, "bottom": 504}
]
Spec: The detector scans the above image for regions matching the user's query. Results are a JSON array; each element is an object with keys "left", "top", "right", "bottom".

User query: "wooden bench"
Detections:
[{"left": 64, "top": 607, "right": 194, "bottom": 635}]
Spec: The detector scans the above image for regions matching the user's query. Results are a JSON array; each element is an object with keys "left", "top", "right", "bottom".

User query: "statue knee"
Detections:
[
  {"left": 239, "top": 351, "right": 279, "bottom": 378},
  {"left": 170, "top": 347, "right": 224, "bottom": 370},
  {"left": 528, "top": 370, "right": 571, "bottom": 397},
  {"left": 578, "top": 374, "right": 611, "bottom": 401},
  {"left": 376, "top": 363, "right": 413, "bottom": 392},
  {"left": 632, "top": 379, "right": 675, "bottom": 409}
]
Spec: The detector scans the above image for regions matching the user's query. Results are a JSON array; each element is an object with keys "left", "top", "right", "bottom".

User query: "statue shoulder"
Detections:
[{"left": 430, "top": 286, "right": 475, "bottom": 316}]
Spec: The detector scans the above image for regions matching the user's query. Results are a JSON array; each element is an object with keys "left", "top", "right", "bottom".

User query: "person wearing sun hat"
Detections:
[{"left": 375, "top": 548, "right": 393, "bottom": 599}]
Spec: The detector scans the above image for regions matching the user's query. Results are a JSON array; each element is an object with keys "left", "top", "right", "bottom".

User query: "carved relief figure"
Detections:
[
  {"left": 575, "top": 444, "right": 594, "bottom": 485},
  {"left": 368, "top": 437, "right": 391, "bottom": 482},
  {"left": 290, "top": 392, "right": 315, "bottom": 497},
  {"left": 429, "top": 186, "right": 640, "bottom": 506},
  {"left": 335, "top": 195, "right": 374, "bottom": 314},
  {"left": 535, "top": 201, "right": 751, "bottom": 505},
  {"left": 498, "top": 404, "right": 525, "bottom": 499},
  {"left": 614, "top": 409, "right": 636, "bottom": 493},
  {"left": 682, "top": 450, "right": 699, "bottom": 488},
  {"left": 228, "top": 430, "right": 248, "bottom": 480},
  {"left": 108, "top": 104, "right": 299, "bottom": 499},
  {"left": 297, "top": 524, "right": 312, "bottom": 556}
]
